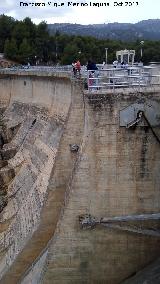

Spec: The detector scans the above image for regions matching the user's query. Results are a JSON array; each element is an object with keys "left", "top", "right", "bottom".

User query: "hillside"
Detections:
[{"left": 48, "top": 19, "right": 160, "bottom": 41}]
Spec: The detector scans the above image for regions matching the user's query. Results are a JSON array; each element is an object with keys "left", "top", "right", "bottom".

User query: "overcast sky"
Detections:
[{"left": 1, "top": 0, "right": 160, "bottom": 25}]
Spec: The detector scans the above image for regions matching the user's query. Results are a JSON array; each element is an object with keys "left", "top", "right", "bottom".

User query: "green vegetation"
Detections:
[{"left": 0, "top": 14, "right": 160, "bottom": 65}]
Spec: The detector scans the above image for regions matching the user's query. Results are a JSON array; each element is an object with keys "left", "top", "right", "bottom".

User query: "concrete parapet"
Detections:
[{"left": 0, "top": 70, "right": 71, "bottom": 78}]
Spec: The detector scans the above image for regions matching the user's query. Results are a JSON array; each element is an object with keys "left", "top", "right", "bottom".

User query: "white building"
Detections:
[{"left": 116, "top": 49, "right": 135, "bottom": 65}]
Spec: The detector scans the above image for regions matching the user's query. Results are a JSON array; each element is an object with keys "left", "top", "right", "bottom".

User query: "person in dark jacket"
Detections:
[
  {"left": 87, "top": 60, "right": 98, "bottom": 90},
  {"left": 87, "top": 60, "right": 98, "bottom": 72}
]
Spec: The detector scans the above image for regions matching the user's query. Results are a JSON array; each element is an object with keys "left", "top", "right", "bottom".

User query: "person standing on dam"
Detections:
[
  {"left": 72, "top": 61, "right": 77, "bottom": 77},
  {"left": 87, "top": 60, "right": 98, "bottom": 89},
  {"left": 75, "top": 60, "right": 81, "bottom": 77}
]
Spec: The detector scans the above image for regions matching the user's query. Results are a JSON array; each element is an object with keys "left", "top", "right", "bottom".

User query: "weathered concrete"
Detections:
[
  {"left": 21, "top": 250, "right": 48, "bottom": 284},
  {"left": 0, "top": 72, "right": 71, "bottom": 121},
  {"left": 40, "top": 91, "right": 160, "bottom": 284},
  {"left": 0, "top": 71, "right": 160, "bottom": 283},
  {"left": 0, "top": 109, "right": 63, "bottom": 280},
  {"left": 0, "top": 73, "right": 84, "bottom": 283},
  {"left": 122, "top": 257, "right": 160, "bottom": 284}
]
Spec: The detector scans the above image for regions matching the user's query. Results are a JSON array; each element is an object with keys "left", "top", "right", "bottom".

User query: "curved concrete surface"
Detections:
[{"left": 0, "top": 71, "right": 160, "bottom": 283}]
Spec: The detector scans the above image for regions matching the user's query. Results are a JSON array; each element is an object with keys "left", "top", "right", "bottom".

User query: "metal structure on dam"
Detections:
[{"left": 0, "top": 68, "right": 160, "bottom": 283}]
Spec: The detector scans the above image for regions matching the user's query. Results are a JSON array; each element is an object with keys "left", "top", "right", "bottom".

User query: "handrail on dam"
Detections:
[
  {"left": 0, "top": 65, "right": 73, "bottom": 73},
  {"left": 1, "top": 64, "right": 160, "bottom": 92}
]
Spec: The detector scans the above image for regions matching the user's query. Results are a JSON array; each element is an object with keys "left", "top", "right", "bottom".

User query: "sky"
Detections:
[{"left": 0, "top": 0, "right": 160, "bottom": 25}]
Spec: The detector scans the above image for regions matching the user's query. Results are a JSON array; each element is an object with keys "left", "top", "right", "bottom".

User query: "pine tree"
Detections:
[
  {"left": 18, "top": 38, "right": 32, "bottom": 63},
  {"left": 4, "top": 38, "right": 18, "bottom": 60}
]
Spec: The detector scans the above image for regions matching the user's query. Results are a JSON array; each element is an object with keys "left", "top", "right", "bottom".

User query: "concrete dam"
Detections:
[{"left": 0, "top": 69, "right": 160, "bottom": 283}]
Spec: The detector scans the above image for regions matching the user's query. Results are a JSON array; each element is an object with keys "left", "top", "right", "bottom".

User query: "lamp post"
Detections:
[
  {"left": 35, "top": 55, "right": 37, "bottom": 66},
  {"left": 140, "top": 41, "right": 144, "bottom": 59},
  {"left": 78, "top": 50, "right": 81, "bottom": 60},
  {"left": 55, "top": 42, "right": 58, "bottom": 61},
  {"left": 105, "top": 48, "right": 108, "bottom": 65}
]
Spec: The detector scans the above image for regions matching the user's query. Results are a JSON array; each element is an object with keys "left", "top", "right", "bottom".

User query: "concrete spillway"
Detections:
[{"left": 0, "top": 70, "right": 160, "bottom": 283}]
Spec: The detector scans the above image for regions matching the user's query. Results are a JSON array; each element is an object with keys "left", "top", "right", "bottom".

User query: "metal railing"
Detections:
[
  {"left": 0, "top": 65, "right": 73, "bottom": 73},
  {"left": 1, "top": 64, "right": 160, "bottom": 92},
  {"left": 85, "top": 66, "right": 160, "bottom": 91}
]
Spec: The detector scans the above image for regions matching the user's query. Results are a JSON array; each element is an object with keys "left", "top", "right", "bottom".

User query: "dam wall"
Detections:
[
  {"left": 0, "top": 71, "right": 160, "bottom": 283},
  {"left": 40, "top": 91, "right": 160, "bottom": 284},
  {"left": 0, "top": 71, "right": 83, "bottom": 282},
  {"left": 0, "top": 71, "right": 71, "bottom": 121}
]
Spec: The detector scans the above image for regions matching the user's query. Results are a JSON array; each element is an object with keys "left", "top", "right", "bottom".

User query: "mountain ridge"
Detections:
[{"left": 48, "top": 19, "right": 160, "bottom": 41}]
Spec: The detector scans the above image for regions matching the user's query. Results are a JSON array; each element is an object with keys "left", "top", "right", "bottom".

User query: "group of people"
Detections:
[
  {"left": 72, "top": 59, "right": 99, "bottom": 89},
  {"left": 72, "top": 59, "right": 98, "bottom": 77}
]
